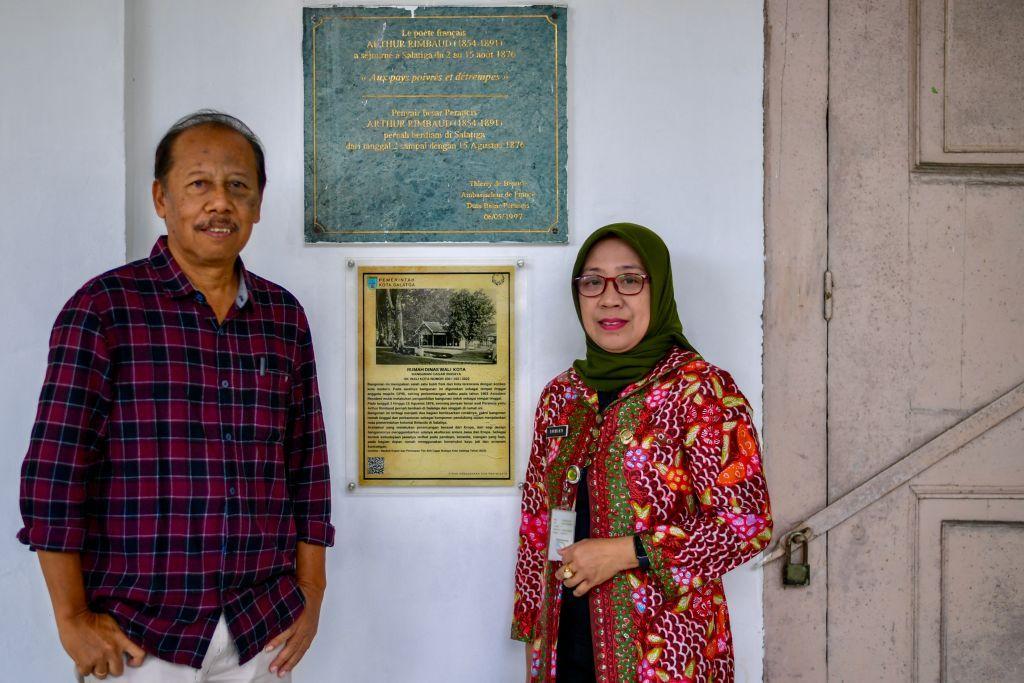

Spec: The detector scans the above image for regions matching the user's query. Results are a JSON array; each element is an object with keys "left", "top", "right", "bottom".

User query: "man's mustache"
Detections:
[{"left": 196, "top": 217, "right": 238, "bottom": 231}]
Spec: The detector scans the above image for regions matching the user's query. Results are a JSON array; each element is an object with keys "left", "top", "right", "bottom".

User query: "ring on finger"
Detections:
[{"left": 562, "top": 565, "right": 574, "bottom": 580}]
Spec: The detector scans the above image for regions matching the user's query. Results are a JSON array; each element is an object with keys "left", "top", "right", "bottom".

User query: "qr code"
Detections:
[{"left": 367, "top": 457, "right": 385, "bottom": 475}]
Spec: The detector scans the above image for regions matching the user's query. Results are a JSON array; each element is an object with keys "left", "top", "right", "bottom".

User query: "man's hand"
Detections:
[
  {"left": 265, "top": 583, "right": 323, "bottom": 678},
  {"left": 36, "top": 551, "right": 146, "bottom": 679},
  {"left": 57, "top": 610, "right": 146, "bottom": 679},
  {"left": 557, "top": 536, "right": 639, "bottom": 597},
  {"left": 265, "top": 541, "right": 327, "bottom": 678}
]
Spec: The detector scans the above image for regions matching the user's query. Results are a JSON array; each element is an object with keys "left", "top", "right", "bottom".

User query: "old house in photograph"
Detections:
[
  {"left": 407, "top": 320, "right": 497, "bottom": 362},
  {"left": 410, "top": 321, "right": 460, "bottom": 349}
]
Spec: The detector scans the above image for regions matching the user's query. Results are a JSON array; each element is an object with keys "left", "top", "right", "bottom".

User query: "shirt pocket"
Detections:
[
  {"left": 237, "top": 353, "right": 292, "bottom": 449},
  {"left": 237, "top": 355, "right": 293, "bottom": 524}
]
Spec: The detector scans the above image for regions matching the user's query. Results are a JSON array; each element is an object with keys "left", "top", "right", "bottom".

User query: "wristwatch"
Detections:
[{"left": 633, "top": 534, "right": 651, "bottom": 571}]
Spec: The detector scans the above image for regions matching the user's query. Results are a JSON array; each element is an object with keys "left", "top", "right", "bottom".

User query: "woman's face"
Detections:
[{"left": 578, "top": 237, "right": 651, "bottom": 354}]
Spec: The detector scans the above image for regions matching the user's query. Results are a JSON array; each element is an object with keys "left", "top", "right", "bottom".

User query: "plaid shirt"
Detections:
[{"left": 18, "top": 237, "right": 334, "bottom": 668}]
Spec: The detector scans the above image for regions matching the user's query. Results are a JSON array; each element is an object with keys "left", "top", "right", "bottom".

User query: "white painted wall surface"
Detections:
[
  {"left": 3, "top": 1, "right": 764, "bottom": 680},
  {"left": 0, "top": 0, "right": 126, "bottom": 678}
]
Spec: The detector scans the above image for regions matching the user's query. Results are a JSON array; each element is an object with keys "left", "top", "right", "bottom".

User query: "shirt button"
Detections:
[
  {"left": 224, "top": 432, "right": 233, "bottom": 441},
  {"left": 595, "top": 414, "right": 604, "bottom": 425},
  {"left": 217, "top": 327, "right": 226, "bottom": 336},
  {"left": 195, "top": 293, "right": 205, "bottom": 304},
  {"left": 220, "top": 380, "right": 229, "bottom": 388},
  {"left": 229, "top": 486, "right": 237, "bottom": 496}
]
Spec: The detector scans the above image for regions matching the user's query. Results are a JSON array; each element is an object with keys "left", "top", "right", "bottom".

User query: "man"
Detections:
[{"left": 19, "top": 111, "right": 334, "bottom": 681}]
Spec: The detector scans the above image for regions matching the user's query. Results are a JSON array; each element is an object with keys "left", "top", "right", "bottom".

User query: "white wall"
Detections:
[
  {"left": 3, "top": 1, "right": 765, "bottom": 680},
  {"left": 0, "top": 0, "right": 126, "bottom": 675}
]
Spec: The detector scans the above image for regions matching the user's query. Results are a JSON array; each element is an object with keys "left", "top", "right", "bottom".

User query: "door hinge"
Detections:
[{"left": 823, "top": 270, "right": 833, "bottom": 321}]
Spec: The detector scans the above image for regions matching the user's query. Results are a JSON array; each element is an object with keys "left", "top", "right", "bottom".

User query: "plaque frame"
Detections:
[
  {"left": 344, "top": 259, "right": 531, "bottom": 492},
  {"left": 303, "top": 6, "right": 569, "bottom": 243}
]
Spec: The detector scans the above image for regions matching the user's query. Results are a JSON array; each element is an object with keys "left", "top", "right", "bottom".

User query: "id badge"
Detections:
[{"left": 547, "top": 508, "right": 577, "bottom": 561}]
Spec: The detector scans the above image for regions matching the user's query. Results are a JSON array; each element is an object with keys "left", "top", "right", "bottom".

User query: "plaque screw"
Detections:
[
  {"left": 347, "top": 481, "right": 357, "bottom": 491},
  {"left": 516, "top": 259, "right": 525, "bottom": 268},
  {"left": 347, "top": 259, "right": 355, "bottom": 268},
  {"left": 517, "top": 482, "right": 525, "bottom": 490}
]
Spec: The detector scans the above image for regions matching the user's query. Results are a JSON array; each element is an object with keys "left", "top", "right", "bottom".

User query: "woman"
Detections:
[{"left": 511, "top": 223, "right": 772, "bottom": 683}]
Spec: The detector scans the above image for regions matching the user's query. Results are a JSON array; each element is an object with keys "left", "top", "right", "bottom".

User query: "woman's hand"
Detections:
[{"left": 557, "top": 536, "right": 639, "bottom": 597}]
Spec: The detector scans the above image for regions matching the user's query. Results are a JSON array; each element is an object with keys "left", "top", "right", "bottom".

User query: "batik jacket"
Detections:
[{"left": 512, "top": 348, "right": 772, "bottom": 683}]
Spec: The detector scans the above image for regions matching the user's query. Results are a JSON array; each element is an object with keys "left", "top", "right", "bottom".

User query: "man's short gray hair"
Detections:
[{"left": 154, "top": 109, "right": 267, "bottom": 192}]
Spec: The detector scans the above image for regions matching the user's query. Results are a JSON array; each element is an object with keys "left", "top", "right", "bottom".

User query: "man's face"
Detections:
[{"left": 152, "top": 124, "right": 262, "bottom": 270}]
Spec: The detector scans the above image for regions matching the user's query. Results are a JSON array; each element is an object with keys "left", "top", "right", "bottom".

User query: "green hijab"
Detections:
[{"left": 571, "top": 223, "right": 697, "bottom": 391}]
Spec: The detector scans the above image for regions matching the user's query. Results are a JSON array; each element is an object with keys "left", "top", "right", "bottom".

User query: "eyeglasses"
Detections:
[{"left": 574, "top": 272, "right": 649, "bottom": 297}]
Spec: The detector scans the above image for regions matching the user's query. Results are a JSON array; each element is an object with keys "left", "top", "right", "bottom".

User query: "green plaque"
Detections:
[{"left": 303, "top": 6, "right": 568, "bottom": 243}]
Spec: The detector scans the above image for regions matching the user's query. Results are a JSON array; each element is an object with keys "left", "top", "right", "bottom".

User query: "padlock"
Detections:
[{"left": 782, "top": 531, "right": 810, "bottom": 587}]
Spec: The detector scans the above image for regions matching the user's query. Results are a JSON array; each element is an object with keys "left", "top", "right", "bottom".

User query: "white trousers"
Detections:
[{"left": 81, "top": 616, "right": 291, "bottom": 683}]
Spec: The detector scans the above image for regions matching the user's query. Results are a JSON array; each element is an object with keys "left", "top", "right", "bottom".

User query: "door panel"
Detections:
[
  {"left": 828, "top": 0, "right": 1024, "bottom": 679},
  {"left": 765, "top": 0, "right": 1024, "bottom": 680},
  {"left": 939, "top": 521, "right": 1024, "bottom": 681},
  {"left": 960, "top": 187, "right": 1024, "bottom": 406},
  {"left": 827, "top": 0, "right": 915, "bottom": 500},
  {"left": 912, "top": 488, "right": 1024, "bottom": 682},
  {"left": 908, "top": 183, "right": 966, "bottom": 415},
  {"left": 917, "top": 0, "right": 1024, "bottom": 165},
  {"left": 942, "top": 1, "right": 1024, "bottom": 154},
  {"left": 826, "top": 489, "right": 917, "bottom": 681},
  {"left": 762, "top": 0, "right": 830, "bottom": 679}
]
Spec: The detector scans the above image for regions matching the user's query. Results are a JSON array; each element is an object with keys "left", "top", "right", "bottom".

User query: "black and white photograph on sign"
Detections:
[{"left": 374, "top": 287, "right": 499, "bottom": 365}]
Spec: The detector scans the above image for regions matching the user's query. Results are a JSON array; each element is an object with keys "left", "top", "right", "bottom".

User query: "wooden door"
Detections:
[{"left": 764, "top": 1, "right": 1024, "bottom": 680}]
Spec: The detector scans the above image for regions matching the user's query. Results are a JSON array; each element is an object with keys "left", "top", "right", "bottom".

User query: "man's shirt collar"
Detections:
[
  {"left": 149, "top": 235, "right": 255, "bottom": 309},
  {"left": 235, "top": 274, "right": 250, "bottom": 308}
]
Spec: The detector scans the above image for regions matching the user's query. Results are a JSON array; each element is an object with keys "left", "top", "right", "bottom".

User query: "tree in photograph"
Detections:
[
  {"left": 375, "top": 289, "right": 393, "bottom": 346},
  {"left": 445, "top": 289, "right": 495, "bottom": 344},
  {"left": 375, "top": 289, "right": 406, "bottom": 348},
  {"left": 399, "top": 289, "right": 450, "bottom": 340}
]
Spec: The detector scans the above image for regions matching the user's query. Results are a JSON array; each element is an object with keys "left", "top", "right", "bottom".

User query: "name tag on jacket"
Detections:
[{"left": 545, "top": 425, "right": 569, "bottom": 438}]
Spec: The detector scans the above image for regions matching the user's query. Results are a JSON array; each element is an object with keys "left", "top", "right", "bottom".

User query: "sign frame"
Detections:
[
  {"left": 355, "top": 264, "right": 517, "bottom": 487},
  {"left": 303, "top": 5, "right": 569, "bottom": 243}
]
